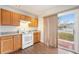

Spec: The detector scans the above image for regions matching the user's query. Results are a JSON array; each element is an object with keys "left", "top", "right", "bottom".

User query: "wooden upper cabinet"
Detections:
[
  {"left": 29, "top": 18, "right": 38, "bottom": 27},
  {"left": 25, "top": 16, "right": 31, "bottom": 21},
  {"left": 0, "top": 9, "right": 1, "bottom": 15},
  {"left": 0, "top": 34, "right": 22, "bottom": 54},
  {"left": 34, "top": 18, "right": 38, "bottom": 27},
  {"left": 0, "top": 38, "right": 1, "bottom": 53},
  {"left": 0, "top": 9, "right": 1, "bottom": 25},
  {"left": 20, "top": 15, "right": 31, "bottom": 21},
  {"left": 0, "top": 8, "right": 33, "bottom": 26},
  {"left": 0, "top": 9, "right": 20, "bottom": 26},
  {"left": 1, "top": 9, "right": 11, "bottom": 25},
  {"left": 11, "top": 12, "right": 20, "bottom": 26},
  {"left": 20, "top": 15, "right": 26, "bottom": 20}
]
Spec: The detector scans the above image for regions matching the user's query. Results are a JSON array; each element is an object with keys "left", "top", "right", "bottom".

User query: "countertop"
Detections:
[
  {"left": 0, "top": 32, "right": 22, "bottom": 37},
  {"left": 0, "top": 30, "right": 40, "bottom": 37}
]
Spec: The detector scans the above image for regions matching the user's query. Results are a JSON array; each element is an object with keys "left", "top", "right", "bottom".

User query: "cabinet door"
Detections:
[
  {"left": 0, "top": 36, "right": 13, "bottom": 54},
  {"left": 34, "top": 18, "right": 38, "bottom": 27},
  {"left": 1, "top": 9, "right": 11, "bottom": 25},
  {"left": 13, "top": 35, "right": 22, "bottom": 51},
  {"left": 0, "top": 9, "right": 1, "bottom": 25},
  {"left": 0, "top": 9, "right": 1, "bottom": 15},
  {"left": 12, "top": 12, "right": 20, "bottom": 26},
  {"left": 17, "top": 34, "right": 22, "bottom": 49},
  {"left": 25, "top": 16, "right": 31, "bottom": 21},
  {"left": 34, "top": 32, "right": 40, "bottom": 44},
  {"left": 29, "top": 18, "right": 38, "bottom": 27},
  {"left": 20, "top": 15, "right": 26, "bottom": 20}
]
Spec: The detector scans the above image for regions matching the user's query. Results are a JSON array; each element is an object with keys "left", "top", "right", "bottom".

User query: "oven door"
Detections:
[{"left": 22, "top": 34, "right": 33, "bottom": 49}]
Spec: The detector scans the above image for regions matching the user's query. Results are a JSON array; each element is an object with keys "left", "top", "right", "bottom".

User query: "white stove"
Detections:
[{"left": 22, "top": 32, "right": 33, "bottom": 49}]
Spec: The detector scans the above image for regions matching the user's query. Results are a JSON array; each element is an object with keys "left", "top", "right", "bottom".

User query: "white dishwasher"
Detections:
[{"left": 22, "top": 32, "right": 33, "bottom": 49}]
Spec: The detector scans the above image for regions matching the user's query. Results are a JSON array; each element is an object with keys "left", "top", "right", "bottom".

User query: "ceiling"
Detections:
[{"left": 10, "top": 5, "right": 78, "bottom": 17}]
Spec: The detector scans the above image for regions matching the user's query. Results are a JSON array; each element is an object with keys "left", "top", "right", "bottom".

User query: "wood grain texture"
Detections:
[
  {"left": 25, "top": 16, "right": 31, "bottom": 21},
  {"left": 0, "top": 36, "right": 13, "bottom": 54},
  {"left": 1, "top": 9, "right": 11, "bottom": 25},
  {"left": 0, "top": 8, "right": 32, "bottom": 26},
  {"left": 33, "top": 32, "right": 40, "bottom": 44},
  {"left": 0, "top": 9, "right": 1, "bottom": 25},
  {"left": 13, "top": 34, "right": 22, "bottom": 51},
  {"left": 11, "top": 12, "right": 20, "bottom": 26},
  {"left": 20, "top": 14, "right": 26, "bottom": 20},
  {"left": 29, "top": 18, "right": 38, "bottom": 27}
]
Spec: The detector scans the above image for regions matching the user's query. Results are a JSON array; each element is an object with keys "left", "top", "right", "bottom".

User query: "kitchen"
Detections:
[
  {"left": 0, "top": 0, "right": 79, "bottom": 59},
  {"left": 0, "top": 6, "right": 40, "bottom": 54},
  {"left": 0, "top": 5, "right": 79, "bottom": 54}
]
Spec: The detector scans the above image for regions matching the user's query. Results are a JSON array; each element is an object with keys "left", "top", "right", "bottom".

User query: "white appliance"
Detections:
[
  {"left": 22, "top": 32, "right": 33, "bottom": 49},
  {"left": 19, "top": 20, "right": 33, "bottom": 49}
]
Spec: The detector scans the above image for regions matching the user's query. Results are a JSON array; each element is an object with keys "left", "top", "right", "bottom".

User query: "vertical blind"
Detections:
[{"left": 43, "top": 14, "right": 58, "bottom": 48}]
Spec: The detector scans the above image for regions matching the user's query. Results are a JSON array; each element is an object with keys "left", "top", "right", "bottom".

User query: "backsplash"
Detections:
[
  {"left": 0, "top": 26, "right": 19, "bottom": 32},
  {"left": 0, "top": 26, "right": 38, "bottom": 33}
]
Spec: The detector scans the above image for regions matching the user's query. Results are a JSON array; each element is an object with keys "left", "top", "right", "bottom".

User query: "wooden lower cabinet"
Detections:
[
  {"left": 13, "top": 34, "right": 22, "bottom": 51},
  {"left": 0, "top": 34, "right": 22, "bottom": 54},
  {"left": 0, "top": 36, "right": 13, "bottom": 54},
  {"left": 33, "top": 32, "right": 40, "bottom": 44}
]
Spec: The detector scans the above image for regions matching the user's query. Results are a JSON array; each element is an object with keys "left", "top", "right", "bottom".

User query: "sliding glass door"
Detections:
[{"left": 58, "top": 12, "right": 75, "bottom": 51}]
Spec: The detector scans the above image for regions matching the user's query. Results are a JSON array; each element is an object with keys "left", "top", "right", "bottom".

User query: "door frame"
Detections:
[{"left": 58, "top": 8, "right": 79, "bottom": 53}]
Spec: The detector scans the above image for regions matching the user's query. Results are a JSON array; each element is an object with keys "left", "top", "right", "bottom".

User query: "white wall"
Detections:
[{"left": 38, "top": 17, "right": 44, "bottom": 43}]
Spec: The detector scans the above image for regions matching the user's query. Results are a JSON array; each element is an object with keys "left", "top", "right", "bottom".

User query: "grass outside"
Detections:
[{"left": 58, "top": 32, "right": 74, "bottom": 41}]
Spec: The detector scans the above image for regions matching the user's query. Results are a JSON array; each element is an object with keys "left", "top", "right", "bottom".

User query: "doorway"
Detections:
[{"left": 58, "top": 10, "right": 78, "bottom": 53}]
